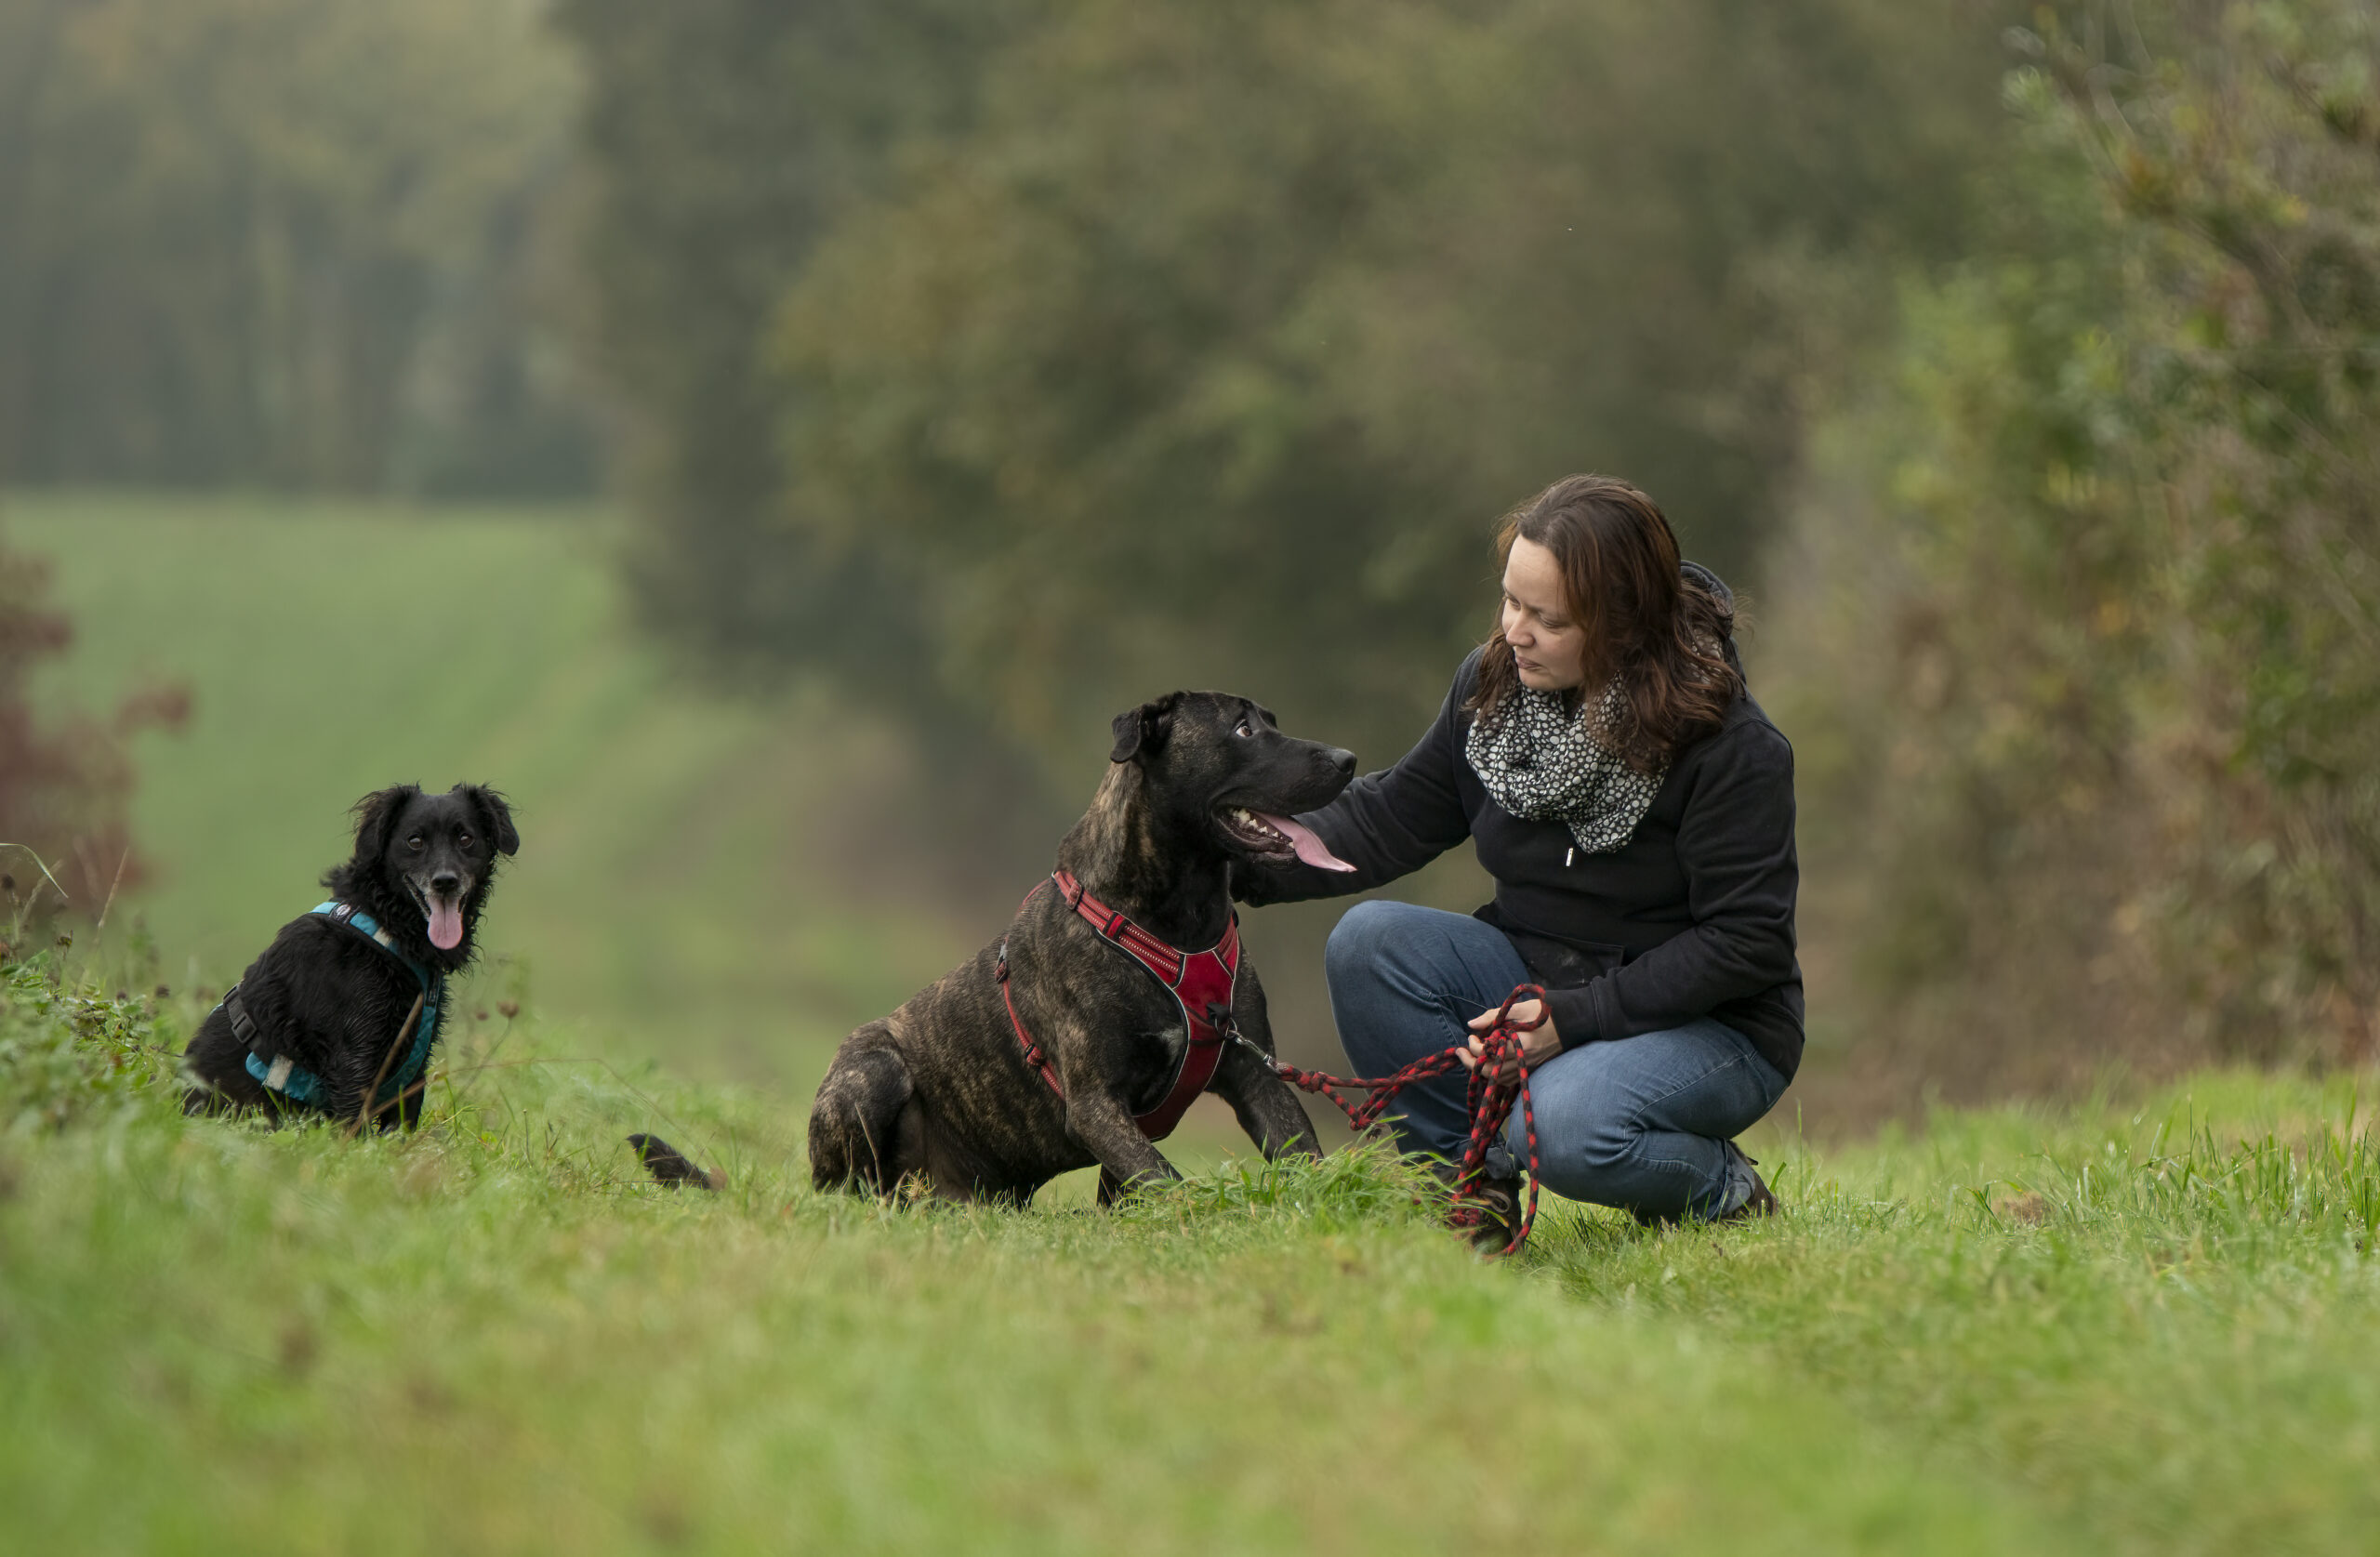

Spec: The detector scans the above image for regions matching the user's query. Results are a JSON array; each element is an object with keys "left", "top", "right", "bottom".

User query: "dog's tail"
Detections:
[{"left": 628, "top": 1132, "right": 721, "bottom": 1191}]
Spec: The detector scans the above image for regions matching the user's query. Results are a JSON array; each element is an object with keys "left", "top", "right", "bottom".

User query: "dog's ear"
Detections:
[
  {"left": 458, "top": 785, "right": 520, "bottom": 856},
  {"left": 1109, "top": 693, "right": 1183, "bottom": 764},
  {"left": 350, "top": 785, "right": 420, "bottom": 862}
]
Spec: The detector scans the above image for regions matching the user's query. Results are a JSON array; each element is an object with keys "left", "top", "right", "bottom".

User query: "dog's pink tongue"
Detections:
[
  {"left": 427, "top": 900, "right": 464, "bottom": 951},
  {"left": 1256, "top": 812, "right": 1356, "bottom": 873}
]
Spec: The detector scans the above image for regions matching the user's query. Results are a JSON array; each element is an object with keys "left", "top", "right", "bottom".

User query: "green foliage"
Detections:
[
  {"left": 1110, "top": 1135, "right": 1448, "bottom": 1231},
  {"left": 0, "top": 0, "right": 591, "bottom": 495},
  {"left": 0, "top": 956, "right": 178, "bottom": 1132},
  {"left": 1771, "top": 1, "right": 2380, "bottom": 1083}
]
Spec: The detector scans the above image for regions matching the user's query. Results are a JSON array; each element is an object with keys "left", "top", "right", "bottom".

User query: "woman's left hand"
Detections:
[{"left": 1461, "top": 999, "right": 1561, "bottom": 1079}]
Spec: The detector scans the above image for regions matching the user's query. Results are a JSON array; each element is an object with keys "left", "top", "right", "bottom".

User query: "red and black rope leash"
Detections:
[{"left": 1236, "top": 983, "right": 1549, "bottom": 1257}]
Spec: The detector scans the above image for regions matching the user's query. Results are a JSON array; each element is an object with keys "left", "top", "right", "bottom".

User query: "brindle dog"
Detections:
[{"left": 800, "top": 692, "right": 1355, "bottom": 1204}]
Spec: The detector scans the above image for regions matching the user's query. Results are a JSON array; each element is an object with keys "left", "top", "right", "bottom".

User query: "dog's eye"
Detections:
[
  {"left": 407, "top": 835, "right": 424, "bottom": 851},
  {"left": 1235, "top": 719, "right": 1252, "bottom": 738},
  {"left": 457, "top": 832, "right": 473, "bottom": 850}
]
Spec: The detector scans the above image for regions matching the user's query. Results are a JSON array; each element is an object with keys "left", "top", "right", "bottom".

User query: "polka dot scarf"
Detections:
[{"left": 1463, "top": 678, "right": 1667, "bottom": 855}]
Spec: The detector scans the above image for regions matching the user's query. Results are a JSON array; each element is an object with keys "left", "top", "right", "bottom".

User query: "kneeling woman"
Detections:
[{"left": 1240, "top": 473, "right": 1800, "bottom": 1232}]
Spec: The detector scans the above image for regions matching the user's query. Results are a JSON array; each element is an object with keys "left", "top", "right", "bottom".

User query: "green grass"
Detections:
[
  {"left": 3, "top": 492, "right": 990, "bottom": 1087},
  {"left": 5, "top": 956, "right": 2378, "bottom": 1552},
  {"left": 15, "top": 491, "right": 2377, "bottom": 1550}
]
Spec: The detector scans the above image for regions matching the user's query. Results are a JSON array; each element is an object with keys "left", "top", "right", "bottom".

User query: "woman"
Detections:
[{"left": 1239, "top": 474, "right": 1800, "bottom": 1236}]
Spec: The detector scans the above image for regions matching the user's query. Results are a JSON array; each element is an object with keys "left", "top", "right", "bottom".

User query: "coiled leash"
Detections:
[{"left": 1235, "top": 983, "right": 1550, "bottom": 1258}]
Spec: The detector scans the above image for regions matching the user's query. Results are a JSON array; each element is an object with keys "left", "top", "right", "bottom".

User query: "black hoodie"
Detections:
[{"left": 1236, "top": 578, "right": 1803, "bottom": 1081}]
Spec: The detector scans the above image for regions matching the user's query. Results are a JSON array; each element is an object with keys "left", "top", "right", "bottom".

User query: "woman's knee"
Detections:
[
  {"left": 1325, "top": 898, "right": 1393, "bottom": 969},
  {"left": 1324, "top": 899, "right": 1435, "bottom": 989},
  {"left": 1508, "top": 1056, "right": 1648, "bottom": 1197},
  {"left": 1524, "top": 1108, "right": 1707, "bottom": 1211},
  {"left": 1521, "top": 1096, "right": 1638, "bottom": 1185}
]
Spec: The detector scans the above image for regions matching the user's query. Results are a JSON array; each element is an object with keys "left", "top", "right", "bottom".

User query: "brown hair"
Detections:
[{"left": 1465, "top": 473, "right": 1740, "bottom": 770}]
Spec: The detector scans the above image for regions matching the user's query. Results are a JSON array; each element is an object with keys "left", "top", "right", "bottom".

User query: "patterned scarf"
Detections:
[{"left": 1463, "top": 679, "right": 1667, "bottom": 855}]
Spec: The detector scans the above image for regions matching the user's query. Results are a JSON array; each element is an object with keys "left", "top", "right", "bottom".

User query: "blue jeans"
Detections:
[{"left": 1323, "top": 901, "right": 1788, "bottom": 1221}]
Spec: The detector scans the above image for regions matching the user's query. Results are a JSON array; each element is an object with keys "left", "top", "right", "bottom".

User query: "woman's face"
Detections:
[{"left": 1500, "top": 535, "right": 1589, "bottom": 692}]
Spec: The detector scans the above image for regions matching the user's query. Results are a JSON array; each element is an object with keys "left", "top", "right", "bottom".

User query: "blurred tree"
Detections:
[
  {"left": 559, "top": 0, "right": 1047, "bottom": 704},
  {"left": 772, "top": 0, "right": 2003, "bottom": 772},
  {"left": 0, "top": 0, "right": 592, "bottom": 496},
  {"left": 1771, "top": 0, "right": 2380, "bottom": 1086},
  {"left": 565, "top": 0, "right": 2003, "bottom": 779}
]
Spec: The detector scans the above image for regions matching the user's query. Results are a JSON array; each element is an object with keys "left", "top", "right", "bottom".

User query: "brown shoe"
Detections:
[
  {"left": 1443, "top": 1171, "right": 1522, "bottom": 1251},
  {"left": 1712, "top": 1145, "right": 1778, "bottom": 1222}
]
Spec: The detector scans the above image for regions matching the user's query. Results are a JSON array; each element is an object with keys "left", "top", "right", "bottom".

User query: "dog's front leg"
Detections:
[
  {"left": 1212, "top": 1049, "right": 1323, "bottom": 1160},
  {"left": 1213, "top": 966, "right": 1323, "bottom": 1159},
  {"left": 1063, "top": 1089, "right": 1178, "bottom": 1198}
]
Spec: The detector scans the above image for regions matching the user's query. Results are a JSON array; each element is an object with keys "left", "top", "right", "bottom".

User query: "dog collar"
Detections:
[{"left": 234, "top": 900, "right": 445, "bottom": 1114}]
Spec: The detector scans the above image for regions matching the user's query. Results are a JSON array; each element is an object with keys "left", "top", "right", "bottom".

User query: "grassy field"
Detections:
[
  {"left": 5, "top": 492, "right": 1009, "bottom": 1089},
  {"left": 13, "top": 493, "right": 2379, "bottom": 1551},
  {"left": 0, "top": 489, "right": 1488, "bottom": 1142},
  {"left": 5, "top": 954, "right": 2378, "bottom": 1552}
]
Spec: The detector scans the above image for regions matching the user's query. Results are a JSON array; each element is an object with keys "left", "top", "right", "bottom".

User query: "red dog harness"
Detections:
[{"left": 996, "top": 868, "right": 1240, "bottom": 1141}]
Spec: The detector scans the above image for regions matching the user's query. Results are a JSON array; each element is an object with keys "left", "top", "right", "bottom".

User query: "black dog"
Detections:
[
  {"left": 785, "top": 692, "right": 1356, "bottom": 1205},
  {"left": 182, "top": 784, "right": 518, "bottom": 1127}
]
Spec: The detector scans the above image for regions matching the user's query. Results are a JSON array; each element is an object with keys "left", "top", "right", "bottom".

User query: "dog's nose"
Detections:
[
  {"left": 1327, "top": 747, "right": 1355, "bottom": 780},
  {"left": 430, "top": 870, "right": 461, "bottom": 895}
]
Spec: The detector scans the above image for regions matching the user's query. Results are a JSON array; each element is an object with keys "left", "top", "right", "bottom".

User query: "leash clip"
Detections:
[{"left": 1228, "top": 1028, "right": 1281, "bottom": 1072}]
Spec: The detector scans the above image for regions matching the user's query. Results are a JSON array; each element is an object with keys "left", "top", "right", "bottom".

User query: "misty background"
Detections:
[{"left": 7, "top": 0, "right": 2378, "bottom": 1126}]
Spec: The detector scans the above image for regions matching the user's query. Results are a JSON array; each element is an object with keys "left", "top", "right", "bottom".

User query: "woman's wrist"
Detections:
[{"left": 1539, "top": 985, "right": 1596, "bottom": 1053}]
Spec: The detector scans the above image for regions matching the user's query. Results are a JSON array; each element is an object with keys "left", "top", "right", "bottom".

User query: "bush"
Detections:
[
  {"left": 0, "top": 531, "right": 182, "bottom": 936},
  {"left": 1771, "top": 2, "right": 2380, "bottom": 1091}
]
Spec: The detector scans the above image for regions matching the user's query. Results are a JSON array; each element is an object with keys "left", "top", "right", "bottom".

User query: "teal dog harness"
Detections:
[{"left": 228, "top": 901, "right": 445, "bottom": 1113}]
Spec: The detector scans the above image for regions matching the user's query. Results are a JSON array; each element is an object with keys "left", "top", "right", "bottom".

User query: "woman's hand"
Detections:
[{"left": 1460, "top": 999, "right": 1561, "bottom": 1080}]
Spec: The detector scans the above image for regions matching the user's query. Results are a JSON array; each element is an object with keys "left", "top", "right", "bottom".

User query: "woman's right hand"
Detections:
[{"left": 1460, "top": 999, "right": 1561, "bottom": 1079}]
